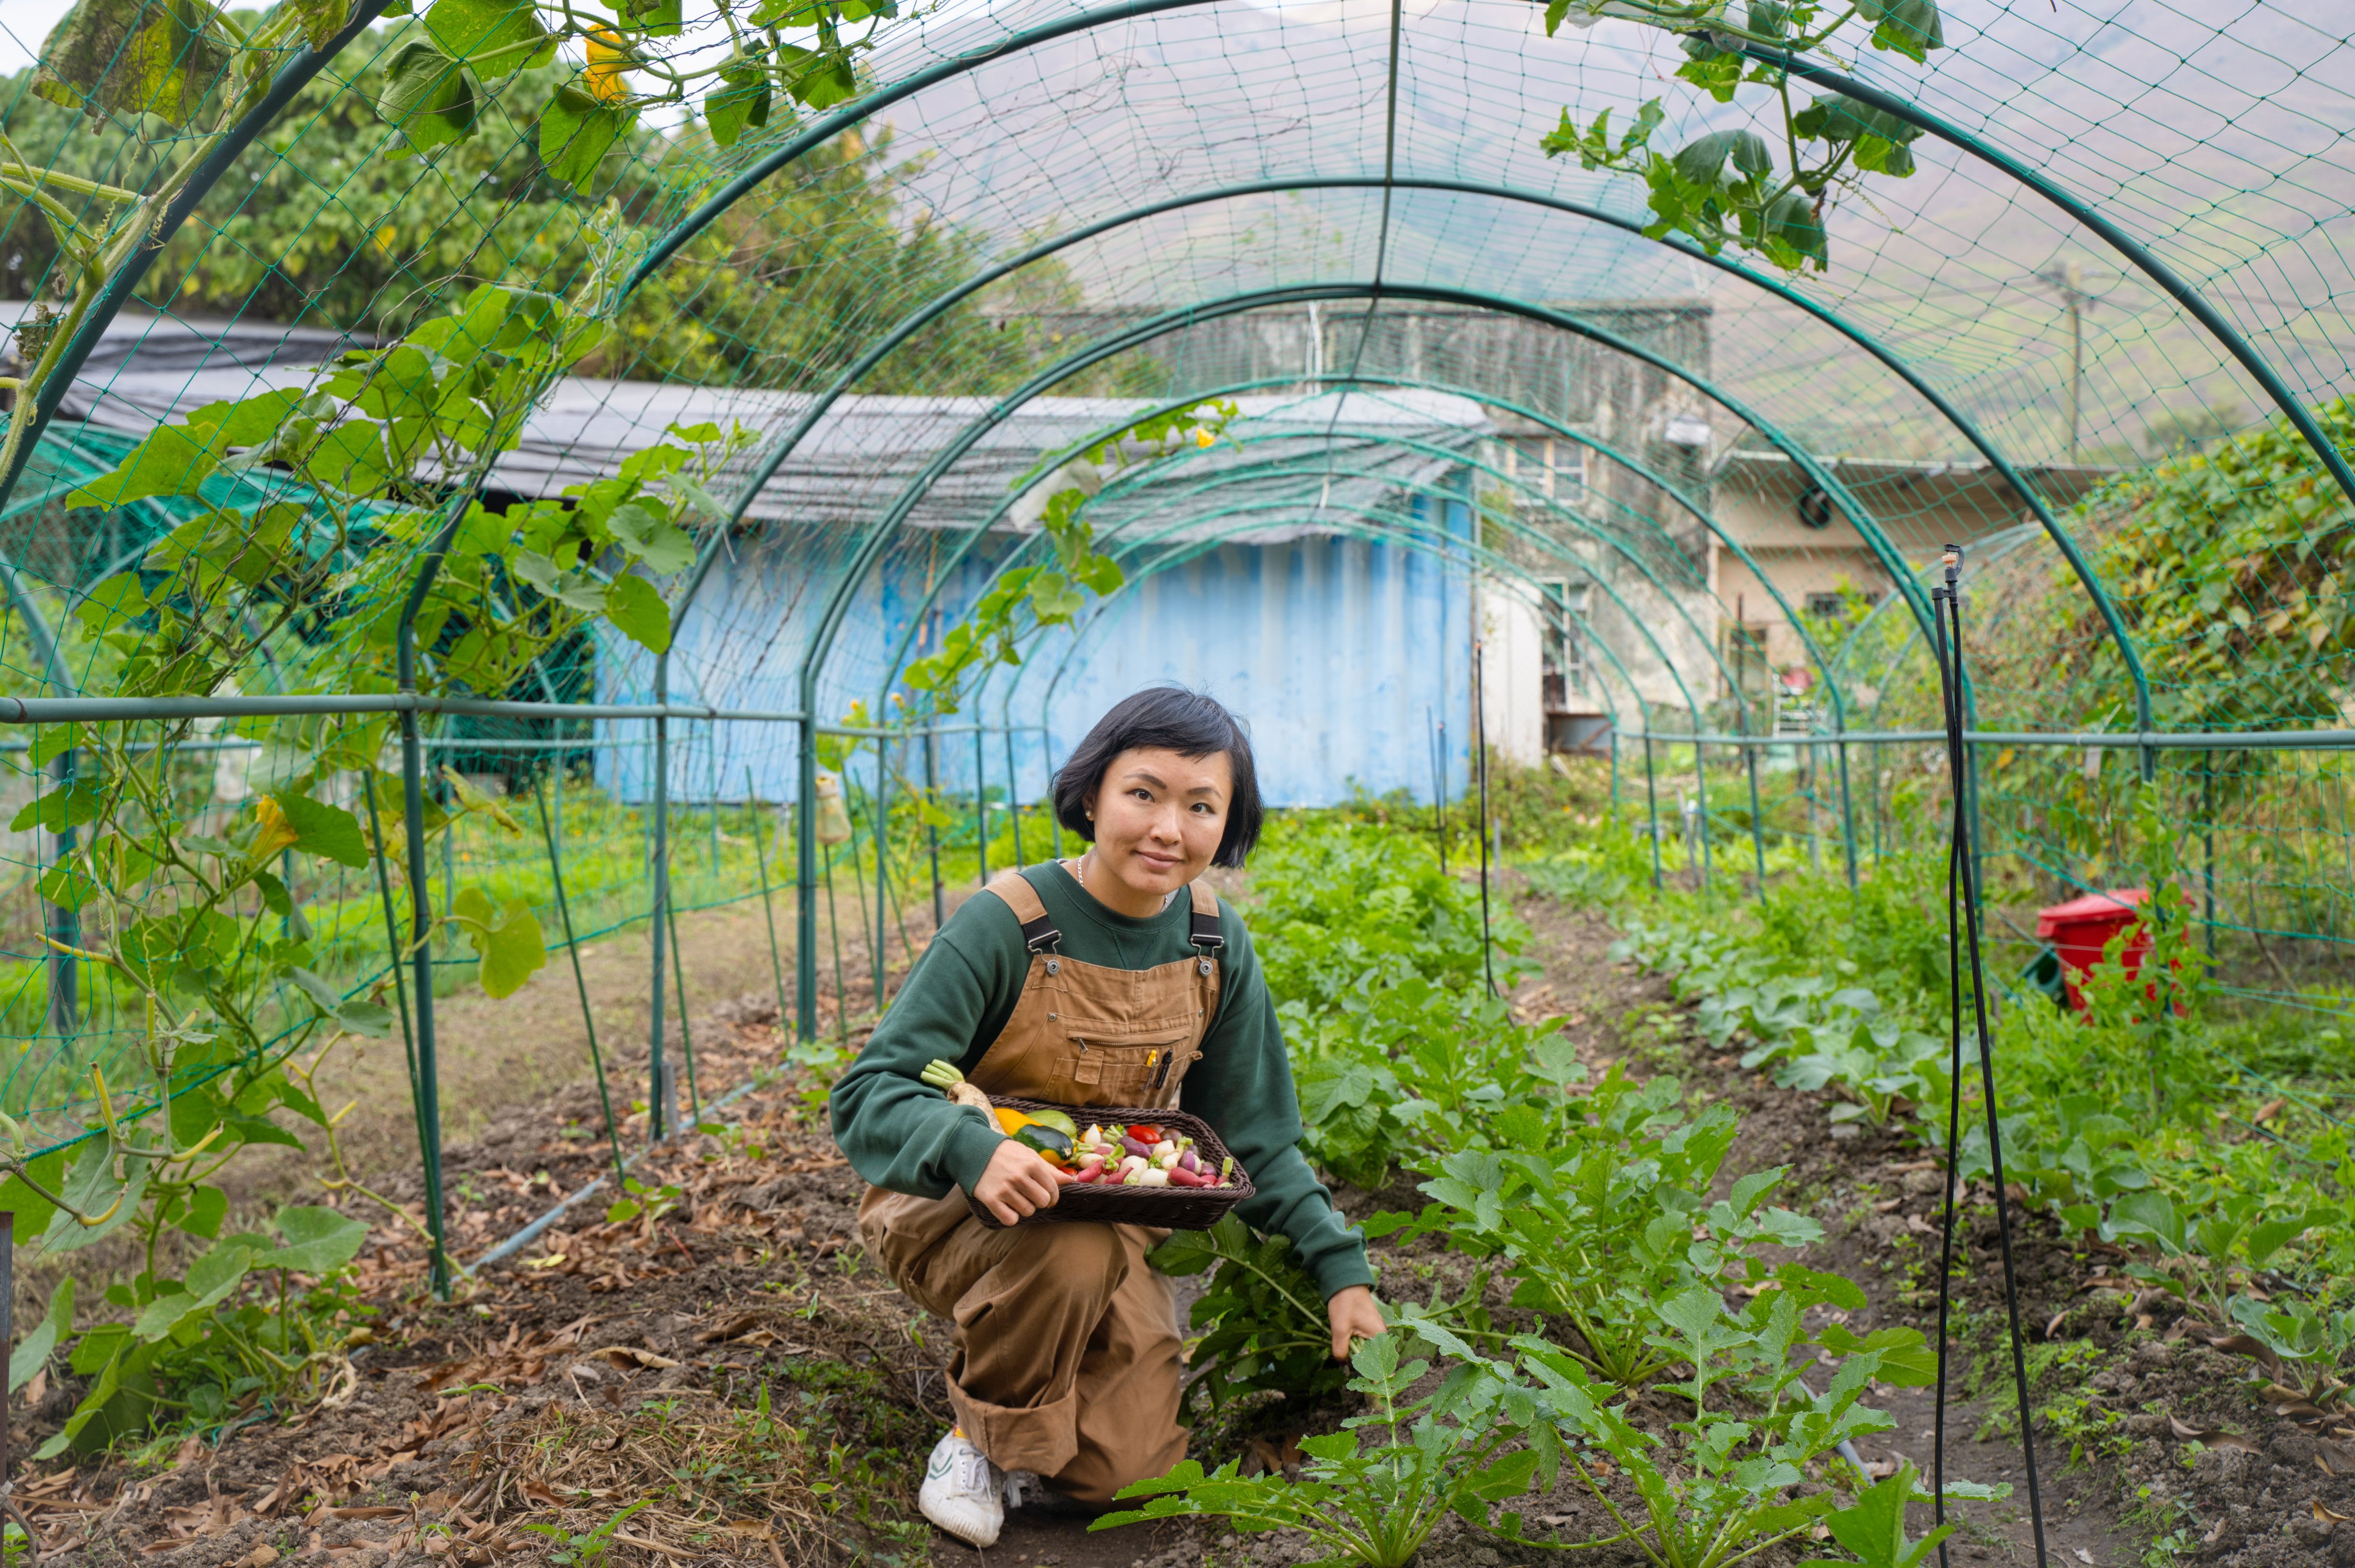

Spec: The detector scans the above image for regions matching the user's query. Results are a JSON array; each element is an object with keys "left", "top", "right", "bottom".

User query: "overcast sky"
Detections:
[{"left": 2, "top": 0, "right": 74, "bottom": 75}]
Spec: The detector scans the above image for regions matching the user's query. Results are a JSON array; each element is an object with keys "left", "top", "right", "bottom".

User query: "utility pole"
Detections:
[{"left": 2037, "top": 260, "right": 2092, "bottom": 464}]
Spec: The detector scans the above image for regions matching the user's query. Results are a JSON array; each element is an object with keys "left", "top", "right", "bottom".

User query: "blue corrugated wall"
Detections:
[{"left": 599, "top": 490, "right": 1475, "bottom": 809}]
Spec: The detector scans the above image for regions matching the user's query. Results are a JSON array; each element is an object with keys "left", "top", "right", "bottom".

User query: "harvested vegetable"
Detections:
[
  {"left": 1010, "top": 1121, "right": 1074, "bottom": 1164},
  {"left": 1126, "top": 1124, "right": 1165, "bottom": 1144},
  {"left": 921, "top": 1059, "right": 994, "bottom": 1112},
  {"left": 1028, "top": 1107, "right": 1079, "bottom": 1140}
]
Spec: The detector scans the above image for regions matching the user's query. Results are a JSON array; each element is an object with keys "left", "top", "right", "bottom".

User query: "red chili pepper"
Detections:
[{"left": 1127, "top": 1123, "right": 1165, "bottom": 1144}]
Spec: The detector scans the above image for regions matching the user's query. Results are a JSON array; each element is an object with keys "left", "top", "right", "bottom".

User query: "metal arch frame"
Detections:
[
  {"left": 761, "top": 283, "right": 1907, "bottom": 1031},
  {"left": 5, "top": 5, "right": 2308, "bottom": 742},
  {"left": 857, "top": 384, "right": 1727, "bottom": 773},
  {"left": 633, "top": 159, "right": 2147, "bottom": 751},
  {"left": 848, "top": 371, "right": 1859, "bottom": 854},
  {"left": 837, "top": 398, "right": 1725, "bottom": 1005},
  {"left": 782, "top": 279, "right": 1933, "bottom": 710}
]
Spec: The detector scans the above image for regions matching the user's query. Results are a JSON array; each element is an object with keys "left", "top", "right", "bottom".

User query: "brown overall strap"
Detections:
[
  {"left": 1185, "top": 879, "right": 1223, "bottom": 952},
  {"left": 980, "top": 868, "right": 1063, "bottom": 953}
]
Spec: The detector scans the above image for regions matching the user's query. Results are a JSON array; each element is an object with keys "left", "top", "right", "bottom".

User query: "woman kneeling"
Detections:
[{"left": 830, "top": 687, "right": 1383, "bottom": 1546}]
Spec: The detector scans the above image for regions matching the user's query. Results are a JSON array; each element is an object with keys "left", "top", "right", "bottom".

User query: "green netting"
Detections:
[{"left": 0, "top": 0, "right": 2348, "bottom": 1288}]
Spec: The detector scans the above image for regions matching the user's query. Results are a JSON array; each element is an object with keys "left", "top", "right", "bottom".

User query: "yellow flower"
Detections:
[
  {"left": 1195, "top": 428, "right": 1215, "bottom": 448},
  {"left": 585, "top": 29, "right": 630, "bottom": 104},
  {"left": 251, "top": 796, "right": 301, "bottom": 862}
]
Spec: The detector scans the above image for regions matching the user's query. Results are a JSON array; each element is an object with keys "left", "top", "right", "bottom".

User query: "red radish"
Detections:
[
  {"left": 1075, "top": 1163, "right": 1106, "bottom": 1184},
  {"left": 1165, "top": 1166, "right": 1213, "bottom": 1187}
]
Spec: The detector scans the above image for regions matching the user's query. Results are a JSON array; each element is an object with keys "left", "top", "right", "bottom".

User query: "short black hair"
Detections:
[{"left": 1051, "top": 688, "right": 1263, "bottom": 868}]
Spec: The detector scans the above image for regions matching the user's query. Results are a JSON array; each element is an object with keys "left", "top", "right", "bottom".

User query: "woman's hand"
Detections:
[
  {"left": 971, "top": 1139, "right": 1075, "bottom": 1226},
  {"left": 1327, "top": 1285, "right": 1385, "bottom": 1362}
]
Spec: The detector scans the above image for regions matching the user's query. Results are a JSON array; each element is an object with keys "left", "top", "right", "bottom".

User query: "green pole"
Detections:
[
  {"left": 796, "top": 715, "right": 820, "bottom": 1045},
  {"left": 746, "top": 766, "right": 791, "bottom": 1032},
  {"left": 1643, "top": 733, "right": 1663, "bottom": 894},
  {"left": 824, "top": 841, "right": 849, "bottom": 1048},
  {"left": 534, "top": 772, "right": 626, "bottom": 1187},
  {"left": 872, "top": 746, "right": 890, "bottom": 1011},
  {"left": 924, "top": 727, "right": 946, "bottom": 927},
  {"left": 665, "top": 897, "right": 702, "bottom": 1126},
  {"left": 649, "top": 659, "right": 674, "bottom": 1141}
]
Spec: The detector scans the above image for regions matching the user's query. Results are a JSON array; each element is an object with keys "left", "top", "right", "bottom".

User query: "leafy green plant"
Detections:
[
  {"left": 1286, "top": 977, "right": 1584, "bottom": 1187},
  {"left": 523, "top": 1498, "right": 651, "bottom": 1566},
  {"left": 1414, "top": 1278, "right": 1978, "bottom": 1568},
  {"left": 1148, "top": 1216, "right": 1353, "bottom": 1422},
  {"left": 606, "top": 1176, "right": 685, "bottom": 1226},
  {"left": 1091, "top": 1331, "right": 1540, "bottom": 1568},
  {"left": 2103, "top": 1187, "right": 2335, "bottom": 1332},
  {"left": 12, "top": 1202, "right": 371, "bottom": 1457},
  {"left": 1535, "top": 0, "right": 1944, "bottom": 274},
  {"left": 1802, "top": 1463, "right": 1962, "bottom": 1568},
  {"left": 1388, "top": 1068, "right": 1821, "bottom": 1392},
  {"left": 2224, "top": 1293, "right": 2354, "bottom": 1416}
]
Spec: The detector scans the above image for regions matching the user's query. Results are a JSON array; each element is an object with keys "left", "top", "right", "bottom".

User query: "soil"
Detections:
[{"left": 15, "top": 876, "right": 2352, "bottom": 1566}]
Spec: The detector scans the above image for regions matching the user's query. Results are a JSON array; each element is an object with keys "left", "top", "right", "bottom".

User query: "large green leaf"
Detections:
[
  {"left": 539, "top": 85, "right": 635, "bottom": 189},
  {"left": 452, "top": 887, "right": 547, "bottom": 997},
  {"left": 608, "top": 501, "right": 696, "bottom": 573},
  {"left": 132, "top": 1243, "right": 254, "bottom": 1342},
  {"left": 32, "top": 0, "right": 232, "bottom": 126},
  {"left": 604, "top": 572, "right": 671, "bottom": 653},
  {"left": 1858, "top": 0, "right": 1942, "bottom": 56},
  {"left": 271, "top": 790, "right": 369, "bottom": 868},
  {"left": 424, "top": 0, "right": 552, "bottom": 71},
  {"left": 67, "top": 393, "right": 301, "bottom": 508},
  {"left": 705, "top": 65, "right": 772, "bottom": 148},
  {"left": 40, "top": 1141, "right": 148, "bottom": 1253},
  {"left": 9, "top": 1279, "right": 72, "bottom": 1393},
  {"left": 1671, "top": 129, "right": 1772, "bottom": 188},
  {"left": 0, "top": 1149, "right": 68, "bottom": 1240},
  {"left": 258, "top": 1206, "right": 370, "bottom": 1274},
  {"left": 377, "top": 41, "right": 480, "bottom": 152}
]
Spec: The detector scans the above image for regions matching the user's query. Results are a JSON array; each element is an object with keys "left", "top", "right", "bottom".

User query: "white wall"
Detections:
[{"left": 1477, "top": 583, "right": 1546, "bottom": 768}]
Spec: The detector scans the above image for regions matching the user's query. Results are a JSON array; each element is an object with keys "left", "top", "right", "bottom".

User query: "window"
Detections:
[
  {"left": 1543, "top": 439, "right": 1586, "bottom": 504},
  {"left": 1538, "top": 580, "right": 1592, "bottom": 747},
  {"left": 1804, "top": 592, "right": 1845, "bottom": 619}
]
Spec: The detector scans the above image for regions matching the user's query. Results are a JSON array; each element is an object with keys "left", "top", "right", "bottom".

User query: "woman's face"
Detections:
[{"left": 1086, "top": 747, "right": 1232, "bottom": 908}]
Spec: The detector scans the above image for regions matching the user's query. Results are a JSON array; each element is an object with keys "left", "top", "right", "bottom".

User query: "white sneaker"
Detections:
[{"left": 919, "top": 1428, "right": 1005, "bottom": 1548}]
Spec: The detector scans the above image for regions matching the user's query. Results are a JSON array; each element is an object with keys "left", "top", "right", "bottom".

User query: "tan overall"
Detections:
[{"left": 857, "top": 867, "right": 1224, "bottom": 1504}]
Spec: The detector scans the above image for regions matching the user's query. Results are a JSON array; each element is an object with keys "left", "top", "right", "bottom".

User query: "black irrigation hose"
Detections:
[
  {"left": 533, "top": 772, "right": 627, "bottom": 1189},
  {"left": 1929, "top": 546, "right": 2048, "bottom": 1568}
]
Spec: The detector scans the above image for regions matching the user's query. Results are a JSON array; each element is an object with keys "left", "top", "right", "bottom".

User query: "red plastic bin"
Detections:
[{"left": 2033, "top": 888, "right": 2150, "bottom": 1012}]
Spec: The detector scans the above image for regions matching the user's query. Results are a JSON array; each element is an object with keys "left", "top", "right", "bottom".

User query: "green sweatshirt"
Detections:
[{"left": 830, "top": 862, "right": 1373, "bottom": 1300}]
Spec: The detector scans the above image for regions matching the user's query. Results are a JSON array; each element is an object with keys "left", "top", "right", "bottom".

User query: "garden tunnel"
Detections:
[{"left": 0, "top": 0, "right": 2348, "bottom": 1302}]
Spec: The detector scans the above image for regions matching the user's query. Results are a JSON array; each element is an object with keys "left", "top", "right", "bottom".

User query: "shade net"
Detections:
[{"left": 0, "top": 0, "right": 2347, "bottom": 1248}]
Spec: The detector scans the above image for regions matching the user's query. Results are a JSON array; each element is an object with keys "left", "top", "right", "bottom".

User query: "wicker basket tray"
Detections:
[{"left": 967, "top": 1098, "right": 1255, "bottom": 1230}]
